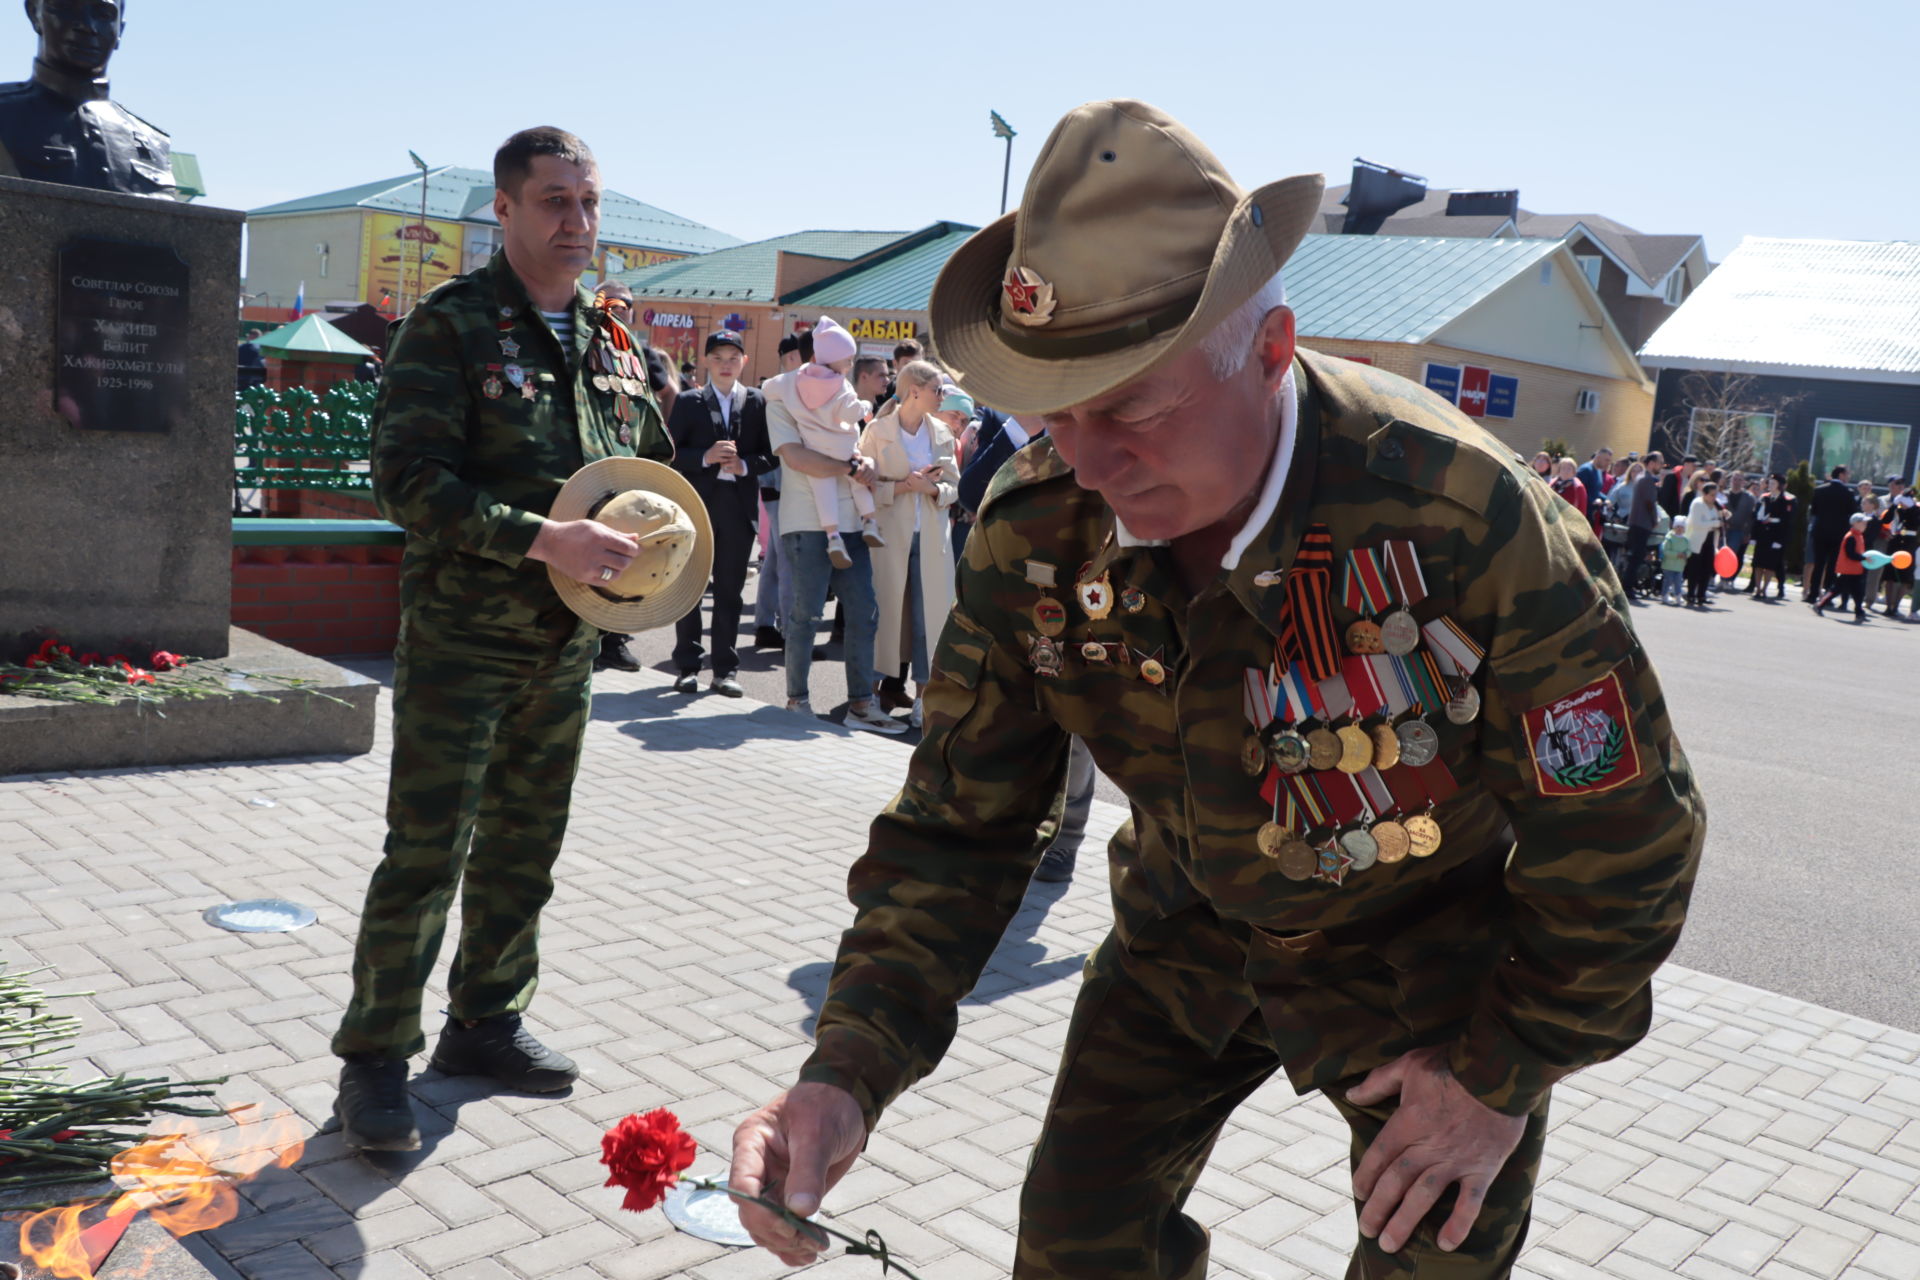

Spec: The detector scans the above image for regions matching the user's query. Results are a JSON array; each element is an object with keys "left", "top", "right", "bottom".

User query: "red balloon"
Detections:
[
  {"left": 1714, "top": 545, "right": 1738, "bottom": 578},
  {"left": 1896, "top": 551, "right": 1915, "bottom": 572}
]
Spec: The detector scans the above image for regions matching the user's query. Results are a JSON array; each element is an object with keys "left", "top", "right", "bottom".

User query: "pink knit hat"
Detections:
[{"left": 809, "top": 316, "right": 857, "bottom": 365}]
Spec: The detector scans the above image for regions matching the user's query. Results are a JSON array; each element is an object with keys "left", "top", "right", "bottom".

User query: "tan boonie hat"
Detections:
[
  {"left": 547, "top": 457, "right": 713, "bottom": 633},
  {"left": 928, "top": 99, "right": 1324, "bottom": 416}
]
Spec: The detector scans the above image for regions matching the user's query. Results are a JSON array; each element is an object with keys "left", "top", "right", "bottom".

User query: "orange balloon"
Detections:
[
  {"left": 1896, "top": 551, "right": 1914, "bottom": 571},
  {"left": 1714, "top": 545, "right": 1738, "bottom": 578}
]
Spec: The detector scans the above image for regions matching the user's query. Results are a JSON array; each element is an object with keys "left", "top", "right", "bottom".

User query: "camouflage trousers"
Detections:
[
  {"left": 1015, "top": 934, "right": 1549, "bottom": 1279},
  {"left": 331, "top": 628, "right": 595, "bottom": 1058}
]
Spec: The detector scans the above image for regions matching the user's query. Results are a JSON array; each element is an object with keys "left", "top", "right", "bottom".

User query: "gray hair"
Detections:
[{"left": 1198, "top": 272, "right": 1289, "bottom": 380}]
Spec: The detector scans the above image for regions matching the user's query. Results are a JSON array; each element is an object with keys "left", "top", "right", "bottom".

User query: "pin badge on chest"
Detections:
[
  {"left": 1077, "top": 574, "right": 1113, "bottom": 621},
  {"left": 499, "top": 336, "right": 522, "bottom": 359},
  {"left": 482, "top": 375, "right": 504, "bottom": 400},
  {"left": 503, "top": 363, "right": 526, "bottom": 389},
  {"left": 1029, "top": 634, "right": 1064, "bottom": 677}
]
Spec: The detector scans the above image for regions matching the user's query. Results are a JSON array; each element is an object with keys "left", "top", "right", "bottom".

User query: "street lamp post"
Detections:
[
  {"left": 408, "top": 150, "right": 430, "bottom": 318},
  {"left": 990, "top": 111, "right": 1017, "bottom": 216}
]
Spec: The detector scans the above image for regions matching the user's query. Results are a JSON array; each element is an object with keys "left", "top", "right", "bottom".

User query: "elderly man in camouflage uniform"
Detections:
[
  {"left": 730, "top": 101, "right": 1704, "bottom": 1278},
  {"left": 329, "top": 126, "right": 671, "bottom": 1151}
]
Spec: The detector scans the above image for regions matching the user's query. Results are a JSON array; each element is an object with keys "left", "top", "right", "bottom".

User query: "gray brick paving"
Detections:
[{"left": 7, "top": 666, "right": 1920, "bottom": 1278}]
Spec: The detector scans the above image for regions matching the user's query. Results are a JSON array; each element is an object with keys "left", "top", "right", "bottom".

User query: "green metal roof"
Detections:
[
  {"left": 248, "top": 166, "right": 742, "bottom": 256},
  {"left": 784, "top": 223, "right": 979, "bottom": 312},
  {"left": 1287, "top": 234, "right": 1563, "bottom": 343},
  {"left": 253, "top": 313, "right": 374, "bottom": 361},
  {"left": 170, "top": 151, "right": 205, "bottom": 200},
  {"left": 611, "top": 229, "right": 914, "bottom": 301}
]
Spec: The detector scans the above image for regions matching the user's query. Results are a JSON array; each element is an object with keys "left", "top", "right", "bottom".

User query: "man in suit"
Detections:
[
  {"left": 1657, "top": 454, "right": 1696, "bottom": 524},
  {"left": 669, "top": 330, "right": 773, "bottom": 695},
  {"left": 1805, "top": 464, "right": 1857, "bottom": 601}
]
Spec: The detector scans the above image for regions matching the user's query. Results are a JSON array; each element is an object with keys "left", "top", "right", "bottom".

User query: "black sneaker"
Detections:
[
  {"left": 754, "top": 626, "right": 785, "bottom": 651},
  {"left": 672, "top": 671, "right": 699, "bottom": 694},
  {"left": 334, "top": 1055, "right": 420, "bottom": 1151},
  {"left": 712, "top": 673, "right": 744, "bottom": 698},
  {"left": 595, "top": 636, "right": 640, "bottom": 673},
  {"left": 1033, "top": 846, "right": 1078, "bottom": 883},
  {"left": 428, "top": 1013, "right": 578, "bottom": 1092}
]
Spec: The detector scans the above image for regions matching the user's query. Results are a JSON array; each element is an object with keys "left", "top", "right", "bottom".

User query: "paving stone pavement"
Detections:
[{"left": 6, "top": 666, "right": 1920, "bottom": 1280}]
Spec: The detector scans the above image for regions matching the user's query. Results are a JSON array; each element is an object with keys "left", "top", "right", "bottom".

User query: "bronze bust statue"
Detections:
[{"left": 0, "top": 0, "right": 174, "bottom": 196}]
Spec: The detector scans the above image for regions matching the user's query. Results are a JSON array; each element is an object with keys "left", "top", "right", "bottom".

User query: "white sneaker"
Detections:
[
  {"left": 909, "top": 695, "right": 923, "bottom": 729},
  {"left": 845, "top": 701, "right": 907, "bottom": 734},
  {"left": 861, "top": 517, "right": 885, "bottom": 548},
  {"left": 784, "top": 697, "right": 813, "bottom": 716},
  {"left": 825, "top": 532, "right": 853, "bottom": 569}
]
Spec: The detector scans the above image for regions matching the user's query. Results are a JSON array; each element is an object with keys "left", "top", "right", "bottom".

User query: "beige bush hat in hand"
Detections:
[
  {"left": 928, "top": 99, "right": 1324, "bottom": 416},
  {"left": 547, "top": 458, "right": 713, "bottom": 633}
]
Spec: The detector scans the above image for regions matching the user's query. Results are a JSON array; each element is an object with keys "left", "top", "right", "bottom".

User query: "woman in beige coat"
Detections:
[{"left": 858, "top": 360, "right": 960, "bottom": 727}]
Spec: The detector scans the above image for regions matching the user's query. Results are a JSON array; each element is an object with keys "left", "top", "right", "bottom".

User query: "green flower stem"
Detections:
[{"left": 680, "top": 1177, "right": 925, "bottom": 1280}]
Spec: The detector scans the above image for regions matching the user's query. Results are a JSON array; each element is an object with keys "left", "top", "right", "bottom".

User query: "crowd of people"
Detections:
[
  {"left": 1530, "top": 447, "right": 1920, "bottom": 622},
  {"left": 583, "top": 299, "right": 1094, "bottom": 882}
]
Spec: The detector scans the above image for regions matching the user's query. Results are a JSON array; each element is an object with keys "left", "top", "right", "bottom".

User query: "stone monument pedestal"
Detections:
[{"left": 0, "top": 174, "right": 243, "bottom": 662}]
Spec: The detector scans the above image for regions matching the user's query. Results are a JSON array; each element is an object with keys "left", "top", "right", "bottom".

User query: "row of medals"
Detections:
[
  {"left": 588, "top": 340, "right": 649, "bottom": 398},
  {"left": 1245, "top": 606, "right": 1480, "bottom": 884}
]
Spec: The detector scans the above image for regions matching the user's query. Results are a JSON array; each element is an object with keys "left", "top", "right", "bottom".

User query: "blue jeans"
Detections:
[
  {"left": 783, "top": 530, "right": 877, "bottom": 705},
  {"left": 755, "top": 499, "right": 792, "bottom": 631}
]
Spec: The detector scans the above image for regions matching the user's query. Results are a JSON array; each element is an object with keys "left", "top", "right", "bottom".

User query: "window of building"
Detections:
[
  {"left": 1687, "top": 408, "right": 1776, "bottom": 472},
  {"left": 1810, "top": 418, "right": 1912, "bottom": 486},
  {"left": 1663, "top": 269, "right": 1686, "bottom": 305},
  {"left": 1574, "top": 388, "right": 1601, "bottom": 414},
  {"left": 1577, "top": 255, "right": 1603, "bottom": 291}
]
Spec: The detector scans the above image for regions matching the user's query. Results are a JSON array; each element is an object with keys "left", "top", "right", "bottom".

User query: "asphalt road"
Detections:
[{"left": 622, "top": 559, "right": 1920, "bottom": 1032}]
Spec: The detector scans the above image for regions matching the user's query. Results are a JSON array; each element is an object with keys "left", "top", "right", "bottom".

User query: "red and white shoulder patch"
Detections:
[{"left": 1522, "top": 671, "right": 1643, "bottom": 797}]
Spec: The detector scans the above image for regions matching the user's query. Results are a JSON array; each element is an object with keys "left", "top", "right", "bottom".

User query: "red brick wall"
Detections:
[
  {"left": 261, "top": 489, "right": 384, "bottom": 520},
  {"left": 231, "top": 545, "right": 402, "bottom": 657}
]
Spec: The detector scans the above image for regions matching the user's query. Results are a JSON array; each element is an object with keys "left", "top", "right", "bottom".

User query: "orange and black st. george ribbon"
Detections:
[{"left": 1281, "top": 523, "right": 1341, "bottom": 682}]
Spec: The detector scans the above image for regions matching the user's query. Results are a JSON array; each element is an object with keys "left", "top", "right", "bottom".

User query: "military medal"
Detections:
[
  {"left": 1277, "top": 837, "right": 1316, "bottom": 881},
  {"left": 1340, "top": 827, "right": 1379, "bottom": 872},
  {"left": 1445, "top": 683, "right": 1481, "bottom": 725},
  {"left": 1396, "top": 719, "right": 1440, "bottom": 767},
  {"left": 1077, "top": 573, "right": 1114, "bottom": 621},
  {"left": 1334, "top": 723, "right": 1373, "bottom": 774},
  {"left": 1269, "top": 730, "right": 1311, "bottom": 774},
  {"left": 503, "top": 364, "right": 526, "bottom": 389},
  {"left": 1256, "top": 822, "right": 1289, "bottom": 857},
  {"left": 482, "top": 373, "right": 504, "bottom": 400},
  {"left": 618, "top": 425, "right": 632, "bottom": 446},
  {"left": 499, "top": 336, "right": 521, "bottom": 359},
  {"left": 1081, "top": 640, "right": 1110, "bottom": 664},
  {"left": 1312, "top": 843, "right": 1355, "bottom": 887},
  {"left": 1369, "top": 723, "right": 1402, "bottom": 771},
  {"left": 1121, "top": 586, "right": 1147, "bottom": 614},
  {"left": 1372, "top": 820, "right": 1412, "bottom": 864},
  {"left": 1304, "top": 726, "right": 1341, "bottom": 771},
  {"left": 520, "top": 380, "right": 537, "bottom": 402},
  {"left": 1032, "top": 596, "right": 1068, "bottom": 637},
  {"left": 1029, "top": 634, "right": 1063, "bottom": 677},
  {"left": 1138, "top": 656, "right": 1166, "bottom": 686},
  {"left": 1254, "top": 569, "right": 1285, "bottom": 588},
  {"left": 593, "top": 374, "right": 612, "bottom": 393},
  {"left": 1404, "top": 812, "right": 1443, "bottom": 858},
  {"left": 1345, "top": 619, "right": 1385, "bottom": 654},
  {"left": 1241, "top": 734, "right": 1269, "bottom": 776},
  {"left": 1024, "top": 560, "right": 1058, "bottom": 588},
  {"left": 1380, "top": 610, "right": 1420, "bottom": 656}
]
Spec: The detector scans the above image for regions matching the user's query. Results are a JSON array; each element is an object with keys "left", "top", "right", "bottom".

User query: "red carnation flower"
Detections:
[
  {"left": 24, "top": 656, "right": 44, "bottom": 669},
  {"left": 601, "top": 1109, "right": 697, "bottom": 1213},
  {"left": 33, "top": 638, "right": 58, "bottom": 660},
  {"left": 79, "top": 652, "right": 101, "bottom": 666},
  {"left": 151, "top": 650, "right": 185, "bottom": 671}
]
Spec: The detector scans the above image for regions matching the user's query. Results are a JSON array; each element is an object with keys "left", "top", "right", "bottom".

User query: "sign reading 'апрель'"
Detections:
[{"left": 56, "top": 238, "right": 191, "bottom": 433}]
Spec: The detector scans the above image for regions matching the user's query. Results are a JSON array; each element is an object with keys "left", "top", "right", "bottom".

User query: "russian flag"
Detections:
[{"left": 293, "top": 280, "right": 305, "bottom": 320}]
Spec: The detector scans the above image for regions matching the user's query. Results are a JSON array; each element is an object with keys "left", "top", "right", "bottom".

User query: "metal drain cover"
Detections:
[{"left": 203, "top": 899, "right": 317, "bottom": 933}]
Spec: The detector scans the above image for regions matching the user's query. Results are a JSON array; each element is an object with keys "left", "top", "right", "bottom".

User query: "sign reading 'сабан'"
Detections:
[{"left": 56, "top": 238, "right": 191, "bottom": 433}]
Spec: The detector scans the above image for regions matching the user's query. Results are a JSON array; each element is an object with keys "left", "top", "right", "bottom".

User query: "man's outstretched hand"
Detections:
[
  {"left": 1347, "top": 1046, "right": 1526, "bottom": 1255},
  {"left": 730, "top": 1083, "right": 866, "bottom": 1266}
]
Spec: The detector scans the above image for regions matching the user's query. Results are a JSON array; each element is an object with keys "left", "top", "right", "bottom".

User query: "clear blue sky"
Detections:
[{"left": 9, "top": 0, "right": 1913, "bottom": 263}]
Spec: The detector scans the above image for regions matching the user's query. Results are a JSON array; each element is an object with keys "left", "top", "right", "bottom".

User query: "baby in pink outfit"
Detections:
[{"left": 789, "top": 316, "right": 883, "bottom": 567}]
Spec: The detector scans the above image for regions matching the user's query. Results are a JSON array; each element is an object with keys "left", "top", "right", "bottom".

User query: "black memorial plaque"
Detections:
[{"left": 55, "top": 238, "right": 191, "bottom": 433}]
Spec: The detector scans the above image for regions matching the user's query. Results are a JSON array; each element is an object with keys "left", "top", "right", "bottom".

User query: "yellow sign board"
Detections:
[
  {"left": 360, "top": 212, "right": 467, "bottom": 308},
  {"left": 846, "top": 317, "right": 921, "bottom": 342}
]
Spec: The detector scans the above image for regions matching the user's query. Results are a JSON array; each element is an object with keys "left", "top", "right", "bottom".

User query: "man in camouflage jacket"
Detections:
[
  {"left": 329, "top": 127, "right": 670, "bottom": 1151},
  {"left": 730, "top": 102, "right": 1703, "bottom": 1279}
]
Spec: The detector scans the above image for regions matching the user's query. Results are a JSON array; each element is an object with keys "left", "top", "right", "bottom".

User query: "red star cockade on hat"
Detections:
[{"left": 1002, "top": 266, "right": 1057, "bottom": 326}]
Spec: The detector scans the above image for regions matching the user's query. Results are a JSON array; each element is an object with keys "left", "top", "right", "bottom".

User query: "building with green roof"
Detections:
[
  {"left": 244, "top": 166, "right": 740, "bottom": 321},
  {"left": 611, "top": 223, "right": 973, "bottom": 372}
]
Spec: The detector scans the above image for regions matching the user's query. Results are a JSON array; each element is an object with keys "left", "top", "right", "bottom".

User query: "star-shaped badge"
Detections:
[
  {"left": 499, "top": 337, "right": 521, "bottom": 358},
  {"left": 1002, "top": 266, "right": 1057, "bottom": 327},
  {"left": 520, "top": 381, "right": 536, "bottom": 401},
  {"left": 1312, "top": 845, "right": 1354, "bottom": 887}
]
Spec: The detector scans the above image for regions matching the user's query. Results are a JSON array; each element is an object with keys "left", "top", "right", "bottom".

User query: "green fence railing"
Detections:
[{"left": 234, "top": 384, "right": 377, "bottom": 493}]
